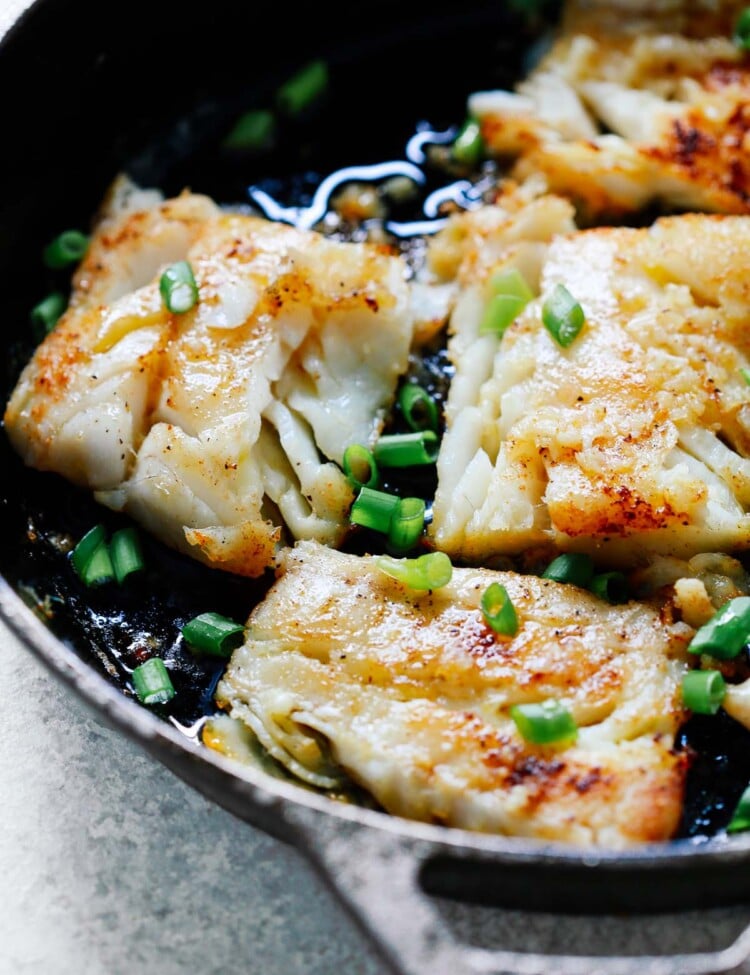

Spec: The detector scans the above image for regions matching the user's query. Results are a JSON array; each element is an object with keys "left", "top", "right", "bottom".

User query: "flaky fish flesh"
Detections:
[
  {"left": 5, "top": 181, "right": 422, "bottom": 575},
  {"left": 430, "top": 210, "right": 750, "bottom": 565},
  {"left": 216, "top": 541, "right": 691, "bottom": 846},
  {"left": 470, "top": 0, "right": 750, "bottom": 218}
]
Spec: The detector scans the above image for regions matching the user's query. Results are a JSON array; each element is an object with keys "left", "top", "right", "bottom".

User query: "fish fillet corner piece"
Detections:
[
  {"left": 5, "top": 178, "right": 424, "bottom": 575},
  {"left": 430, "top": 211, "right": 750, "bottom": 566},
  {"left": 470, "top": 0, "right": 750, "bottom": 219},
  {"left": 216, "top": 540, "right": 692, "bottom": 847}
]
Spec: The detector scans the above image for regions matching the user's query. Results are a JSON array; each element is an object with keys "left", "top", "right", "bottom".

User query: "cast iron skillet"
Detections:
[{"left": 4, "top": 2, "right": 750, "bottom": 972}]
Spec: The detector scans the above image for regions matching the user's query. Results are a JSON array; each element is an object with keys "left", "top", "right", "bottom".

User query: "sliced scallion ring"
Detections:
[
  {"left": 590, "top": 571, "right": 628, "bottom": 604},
  {"left": 452, "top": 117, "right": 484, "bottom": 166},
  {"left": 376, "top": 551, "right": 453, "bottom": 591},
  {"left": 481, "top": 582, "right": 518, "bottom": 636},
  {"left": 182, "top": 612, "right": 245, "bottom": 658},
  {"left": 687, "top": 596, "right": 750, "bottom": 660},
  {"left": 510, "top": 700, "right": 578, "bottom": 745},
  {"left": 728, "top": 783, "right": 750, "bottom": 833},
  {"left": 160, "top": 261, "right": 199, "bottom": 314},
  {"left": 110, "top": 527, "right": 145, "bottom": 585},
  {"left": 489, "top": 267, "right": 534, "bottom": 303},
  {"left": 681, "top": 669, "right": 726, "bottom": 715},
  {"left": 480, "top": 293, "right": 528, "bottom": 337},
  {"left": 734, "top": 7, "right": 750, "bottom": 50},
  {"left": 398, "top": 384, "right": 439, "bottom": 433},
  {"left": 71, "top": 524, "right": 107, "bottom": 578},
  {"left": 481, "top": 267, "right": 534, "bottom": 336},
  {"left": 350, "top": 486, "right": 400, "bottom": 534},
  {"left": 223, "top": 109, "right": 275, "bottom": 151},
  {"left": 373, "top": 431, "right": 438, "bottom": 467},
  {"left": 541, "top": 553, "right": 594, "bottom": 589},
  {"left": 343, "top": 444, "right": 379, "bottom": 490},
  {"left": 31, "top": 291, "right": 66, "bottom": 336},
  {"left": 132, "top": 658, "right": 175, "bottom": 706},
  {"left": 80, "top": 539, "right": 115, "bottom": 588},
  {"left": 542, "top": 283, "right": 585, "bottom": 348},
  {"left": 742, "top": 367, "right": 750, "bottom": 386},
  {"left": 43, "top": 229, "right": 90, "bottom": 269},
  {"left": 387, "top": 497, "right": 426, "bottom": 553},
  {"left": 276, "top": 60, "right": 329, "bottom": 115}
]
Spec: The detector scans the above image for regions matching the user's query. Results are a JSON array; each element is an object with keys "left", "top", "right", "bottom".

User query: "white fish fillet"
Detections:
[
  {"left": 470, "top": 1, "right": 750, "bottom": 217},
  {"left": 5, "top": 181, "right": 420, "bottom": 575},
  {"left": 430, "top": 211, "right": 750, "bottom": 565},
  {"left": 216, "top": 541, "right": 691, "bottom": 847}
]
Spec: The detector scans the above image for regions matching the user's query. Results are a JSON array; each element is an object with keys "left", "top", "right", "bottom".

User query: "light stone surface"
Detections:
[{"left": 0, "top": 620, "right": 384, "bottom": 975}]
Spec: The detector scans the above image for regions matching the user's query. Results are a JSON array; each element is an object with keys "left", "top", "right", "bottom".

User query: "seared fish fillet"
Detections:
[
  {"left": 472, "top": 0, "right": 750, "bottom": 217},
  {"left": 5, "top": 180, "right": 419, "bottom": 575},
  {"left": 216, "top": 541, "right": 691, "bottom": 847},
  {"left": 430, "top": 212, "right": 750, "bottom": 565}
]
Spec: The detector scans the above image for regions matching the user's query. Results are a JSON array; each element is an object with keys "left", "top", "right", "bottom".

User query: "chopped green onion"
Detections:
[
  {"left": 43, "top": 229, "right": 89, "bottom": 269},
  {"left": 79, "top": 539, "right": 115, "bottom": 587},
  {"left": 742, "top": 367, "right": 750, "bottom": 386},
  {"left": 350, "top": 486, "right": 400, "bottom": 534},
  {"left": 342, "top": 444, "right": 379, "bottom": 490},
  {"left": 728, "top": 783, "right": 750, "bottom": 833},
  {"left": 688, "top": 596, "right": 750, "bottom": 660},
  {"left": 377, "top": 551, "right": 453, "bottom": 590},
  {"left": 453, "top": 117, "right": 484, "bottom": 166},
  {"left": 481, "top": 268, "right": 534, "bottom": 336},
  {"left": 276, "top": 59, "right": 329, "bottom": 115},
  {"left": 542, "top": 553, "right": 594, "bottom": 589},
  {"left": 542, "top": 283, "right": 585, "bottom": 348},
  {"left": 388, "top": 497, "right": 426, "bottom": 552},
  {"left": 681, "top": 669, "right": 726, "bottom": 715},
  {"left": 590, "top": 571, "right": 628, "bottom": 604},
  {"left": 481, "top": 582, "right": 518, "bottom": 636},
  {"left": 160, "top": 261, "right": 199, "bottom": 314},
  {"left": 182, "top": 612, "right": 245, "bottom": 658},
  {"left": 132, "top": 658, "right": 175, "bottom": 706},
  {"left": 510, "top": 700, "right": 578, "bottom": 745},
  {"left": 110, "top": 527, "right": 145, "bottom": 585},
  {"left": 399, "top": 384, "right": 439, "bottom": 433},
  {"left": 71, "top": 524, "right": 107, "bottom": 577},
  {"left": 373, "top": 431, "right": 438, "bottom": 467},
  {"left": 480, "top": 294, "right": 528, "bottom": 336},
  {"left": 490, "top": 267, "right": 534, "bottom": 301},
  {"left": 734, "top": 8, "right": 750, "bottom": 50},
  {"left": 223, "top": 109, "right": 276, "bottom": 151},
  {"left": 31, "top": 291, "right": 66, "bottom": 336}
]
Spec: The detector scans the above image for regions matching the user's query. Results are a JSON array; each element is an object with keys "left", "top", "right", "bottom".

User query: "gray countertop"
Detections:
[
  {"left": 5, "top": 615, "right": 750, "bottom": 975},
  {"left": 0, "top": 620, "right": 383, "bottom": 975}
]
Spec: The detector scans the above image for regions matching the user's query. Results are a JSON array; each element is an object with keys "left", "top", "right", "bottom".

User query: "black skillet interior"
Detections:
[
  {"left": 3, "top": 0, "right": 750, "bottom": 854},
  {"left": 0, "top": 0, "right": 527, "bottom": 718}
]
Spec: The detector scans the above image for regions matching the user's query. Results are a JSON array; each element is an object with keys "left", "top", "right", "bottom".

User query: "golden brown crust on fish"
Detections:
[
  {"left": 471, "top": 2, "right": 750, "bottom": 218},
  {"left": 5, "top": 185, "right": 419, "bottom": 575},
  {"left": 216, "top": 541, "right": 691, "bottom": 846},
  {"left": 431, "top": 210, "right": 750, "bottom": 565}
]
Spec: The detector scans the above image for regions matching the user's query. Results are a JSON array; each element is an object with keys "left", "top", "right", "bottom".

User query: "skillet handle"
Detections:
[{"left": 284, "top": 807, "right": 750, "bottom": 975}]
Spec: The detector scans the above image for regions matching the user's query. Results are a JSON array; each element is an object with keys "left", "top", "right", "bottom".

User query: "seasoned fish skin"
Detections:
[
  {"left": 5, "top": 186, "right": 417, "bottom": 575},
  {"left": 5, "top": 189, "right": 219, "bottom": 492},
  {"left": 430, "top": 212, "right": 750, "bottom": 565},
  {"left": 217, "top": 541, "right": 691, "bottom": 847}
]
